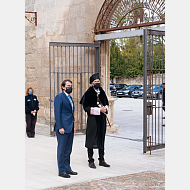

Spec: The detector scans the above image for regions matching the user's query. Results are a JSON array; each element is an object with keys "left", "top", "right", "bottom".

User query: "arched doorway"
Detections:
[{"left": 94, "top": 0, "right": 165, "bottom": 153}]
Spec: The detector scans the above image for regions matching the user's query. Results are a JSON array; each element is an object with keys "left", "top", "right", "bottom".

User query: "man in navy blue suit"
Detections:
[{"left": 54, "top": 79, "right": 78, "bottom": 178}]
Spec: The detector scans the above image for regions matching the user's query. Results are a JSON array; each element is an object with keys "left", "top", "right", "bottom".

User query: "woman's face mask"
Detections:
[{"left": 29, "top": 91, "right": 33, "bottom": 95}]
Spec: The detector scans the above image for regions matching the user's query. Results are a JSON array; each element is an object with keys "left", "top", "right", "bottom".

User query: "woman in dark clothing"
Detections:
[{"left": 25, "top": 87, "right": 39, "bottom": 138}]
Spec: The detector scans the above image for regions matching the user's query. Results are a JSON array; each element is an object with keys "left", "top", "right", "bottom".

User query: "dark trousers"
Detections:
[
  {"left": 26, "top": 113, "right": 37, "bottom": 137},
  {"left": 56, "top": 127, "right": 74, "bottom": 175},
  {"left": 87, "top": 148, "right": 104, "bottom": 163}
]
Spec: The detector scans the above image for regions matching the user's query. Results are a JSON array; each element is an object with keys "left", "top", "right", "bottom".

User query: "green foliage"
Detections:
[
  {"left": 110, "top": 36, "right": 165, "bottom": 79},
  {"left": 110, "top": 40, "right": 125, "bottom": 78},
  {"left": 110, "top": 37, "right": 144, "bottom": 78}
]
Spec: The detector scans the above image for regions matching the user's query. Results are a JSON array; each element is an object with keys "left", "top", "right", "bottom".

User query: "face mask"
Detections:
[
  {"left": 29, "top": 91, "right": 33, "bottom": 95},
  {"left": 66, "top": 87, "right": 72, "bottom": 94},
  {"left": 94, "top": 83, "right": 100, "bottom": 89}
]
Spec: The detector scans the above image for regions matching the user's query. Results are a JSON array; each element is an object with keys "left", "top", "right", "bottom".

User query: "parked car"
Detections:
[
  {"left": 147, "top": 85, "right": 162, "bottom": 99},
  {"left": 110, "top": 84, "right": 117, "bottom": 96},
  {"left": 116, "top": 85, "right": 142, "bottom": 98},
  {"left": 131, "top": 85, "right": 151, "bottom": 98},
  {"left": 110, "top": 83, "right": 127, "bottom": 96}
]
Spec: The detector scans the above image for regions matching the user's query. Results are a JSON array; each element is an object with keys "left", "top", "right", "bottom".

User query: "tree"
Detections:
[
  {"left": 110, "top": 40, "right": 125, "bottom": 79},
  {"left": 110, "top": 36, "right": 165, "bottom": 79}
]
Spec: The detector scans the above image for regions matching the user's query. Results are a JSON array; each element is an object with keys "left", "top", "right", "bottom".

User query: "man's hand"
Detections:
[
  {"left": 34, "top": 110, "right": 37, "bottom": 113},
  {"left": 100, "top": 107, "right": 107, "bottom": 113},
  {"left": 59, "top": 128, "right": 65, "bottom": 134},
  {"left": 31, "top": 111, "right": 34, "bottom": 114}
]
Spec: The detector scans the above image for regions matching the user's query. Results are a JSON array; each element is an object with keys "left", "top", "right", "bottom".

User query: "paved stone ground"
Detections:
[
  {"left": 46, "top": 171, "right": 165, "bottom": 190},
  {"left": 25, "top": 98, "right": 165, "bottom": 190}
]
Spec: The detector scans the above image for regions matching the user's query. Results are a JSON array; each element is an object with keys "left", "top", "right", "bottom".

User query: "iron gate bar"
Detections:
[
  {"left": 95, "top": 26, "right": 165, "bottom": 41},
  {"left": 61, "top": 46, "right": 63, "bottom": 82},
  {"left": 147, "top": 69, "right": 165, "bottom": 71},
  {"left": 57, "top": 46, "right": 59, "bottom": 95},
  {"left": 158, "top": 36, "right": 161, "bottom": 144},
  {"left": 49, "top": 42, "right": 52, "bottom": 135},
  {"left": 51, "top": 72, "right": 96, "bottom": 74},
  {"left": 143, "top": 29, "right": 147, "bottom": 153},
  {"left": 155, "top": 34, "right": 157, "bottom": 146},
  {"left": 151, "top": 33, "right": 153, "bottom": 146},
  {"left": 162, "top": 35, "right": 164, "bottom": 145},
  {"left": 147, "top": 144, "right": 165, "bottom": 151},
  {"left": 83, "top": 47, "right": 86, "bottom": 129},
  {"left": 53, "top": 46, "right": 55, "bottom": 100},
  {"left": 147, "top": 30, "right": 165, "bottom": 36},
  {"left": 76, "top": 46, "right": 79, "bottom": 128},
  {"left": 95, "top": 20, "right": 165, "bottom": 33},
  {"left": 69, "top": 46, "right": 70, "bottom": 79},
  {"left": 49, "top": 42, "right": 100, "bottom": 47}
]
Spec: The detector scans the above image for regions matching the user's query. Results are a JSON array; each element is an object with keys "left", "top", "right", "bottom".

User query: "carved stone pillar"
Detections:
[{"left": 100, "top": 40, "right": 118, "bottom": 133}]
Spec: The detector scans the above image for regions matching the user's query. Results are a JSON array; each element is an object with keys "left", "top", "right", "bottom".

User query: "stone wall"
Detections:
[
  {"left": 115, "top": 74, "right": 165, "bottom": 85},
  {"left": 25, "top": 17, "right": 38, "bottom": 93},
  {"left": 25, "top": 0, "right": 118, "bottom": 130}
]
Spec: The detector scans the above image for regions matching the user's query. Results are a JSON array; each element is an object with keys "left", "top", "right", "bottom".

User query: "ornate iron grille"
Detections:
[{"left": 95, "top": 0, "right": 165, "bottom": 33}]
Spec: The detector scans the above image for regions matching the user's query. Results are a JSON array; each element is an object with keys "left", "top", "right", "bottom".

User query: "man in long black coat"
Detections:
[{"left": 80, "top": 74, "right": 110, "bottom": 169}]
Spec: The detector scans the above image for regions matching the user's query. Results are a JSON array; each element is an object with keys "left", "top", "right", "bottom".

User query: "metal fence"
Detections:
[
  {"left": 49, "top": 42, "right": 101, "bottom": 135},
  {"left": 143, "top": 29, "right": 165, "bottom": 153}
]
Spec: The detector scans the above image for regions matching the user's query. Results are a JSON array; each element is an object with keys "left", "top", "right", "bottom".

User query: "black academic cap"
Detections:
[{"left": 90, "top": 73, "right": 100, "bottom": 84}]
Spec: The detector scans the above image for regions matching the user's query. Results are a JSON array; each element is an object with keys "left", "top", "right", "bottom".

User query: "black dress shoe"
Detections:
[
  {"left": 89, "top": 162, "right": 96, "bottom": 169},
  {"left": 66, "top": 170, "right": 78, "bottom": 175},
  {"left": 59, "top": 173, "right": 70, "bottom": 178},
  {"left": 99, "top": 161, "right": 110, "bottom": 167}
]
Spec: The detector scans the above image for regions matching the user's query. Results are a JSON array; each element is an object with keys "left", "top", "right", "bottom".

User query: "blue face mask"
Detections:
[{"left": 29, "top": 91, "right": 33, "bottom": 95}]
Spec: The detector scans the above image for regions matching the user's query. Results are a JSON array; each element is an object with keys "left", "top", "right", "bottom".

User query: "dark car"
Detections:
[
  {"left": 110, "top": 84, "right": 117, "bottom": 96},
  {"left": 131, "top": 85, "right": 151, "bottom": 98},
  {"left": 147, "top": 85, "right": 162, "bottom": 99},
  {"left": 116, "top": 85, "right": 142, "bottom": 98},
  {"left": 110, "top": 83, "right": 127, "bottom": 96}
]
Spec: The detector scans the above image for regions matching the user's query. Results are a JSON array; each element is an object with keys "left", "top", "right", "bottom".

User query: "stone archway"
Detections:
[{"left": 95, "top": 0, "right": 165, "bottom": 132}]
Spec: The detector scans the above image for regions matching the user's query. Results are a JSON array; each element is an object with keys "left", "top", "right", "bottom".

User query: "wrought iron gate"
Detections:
[
  {"left": 49, "top": 42, "right": 101, "bottom": 135},
  {"left": 143, "top": 29, "right": 165, "bottom": 153}
]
